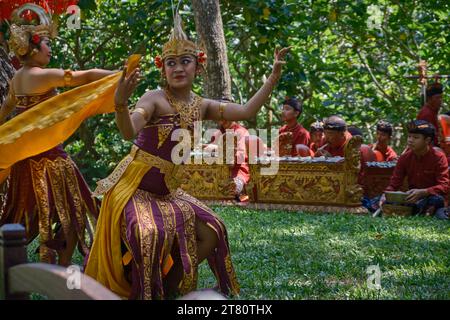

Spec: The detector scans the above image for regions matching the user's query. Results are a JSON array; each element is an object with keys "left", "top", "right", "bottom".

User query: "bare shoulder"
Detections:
[
  {"left": 13, "top": 67, "right": 61, "bottom": 93},
  {"left": 139, "top": 89, "right": 165, "bottom": 102},
  {"left": 200, "top": 97, "right": 216, "bottom": 112},
  {"left": 201, "top": 97, "right": 214, "bottom": 106},
  {"left": 28, "top": 67, "right": 62, "bottom": 77}
]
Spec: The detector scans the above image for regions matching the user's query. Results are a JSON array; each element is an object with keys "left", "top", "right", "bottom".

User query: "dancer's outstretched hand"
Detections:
[
  {"left": 271, "top": 46, "right": 292, "bottom": 81},
  {"left": 115, "top": 62, "right": 141, "bottom": 108}
]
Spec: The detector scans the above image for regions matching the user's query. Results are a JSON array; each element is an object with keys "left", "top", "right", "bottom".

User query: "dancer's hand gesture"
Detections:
[
  {"left": 115, "top": 63, "right": 141, "bottom": 108},
  {"left": 270, "top": 46, "right": 292, "bottom": 82}
]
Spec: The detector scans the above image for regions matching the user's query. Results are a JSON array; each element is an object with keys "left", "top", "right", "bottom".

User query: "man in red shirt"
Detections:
[
  {"left": 370, "top": 120, "right": 398, "bottom": 162},
  {"left": 314, "top": 116, "right": 352, "bottom": 157},
  {"left": 207, "top": 119, "right": 250, "bottom": 202},
  {"left": 278, "top": 97, "right": 311, "bottom": 156},
  {"left": 380, "top": 120, "right": 449, "bottom": 219},
  {"left": 417, "top": 82, "right": 443, "bottom": 146}
]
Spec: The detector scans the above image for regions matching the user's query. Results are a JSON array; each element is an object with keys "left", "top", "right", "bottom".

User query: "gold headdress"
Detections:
[
  {"left": 154, "top": 13, "right": 207, "bottom": 69},
  {"left": 8, "top": 3, "right": 57, "bottom": 57}
]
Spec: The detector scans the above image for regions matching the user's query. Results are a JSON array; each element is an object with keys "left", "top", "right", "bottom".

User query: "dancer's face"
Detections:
[
  {"left": 164, "top": 54, "right": 199, "bottom": 89},
  {"left": 28, "top": 37, "right": 52, "bottom": 67}
]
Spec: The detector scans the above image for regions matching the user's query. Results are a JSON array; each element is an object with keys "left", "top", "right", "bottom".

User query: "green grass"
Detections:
[
  {"left": 199, "top": 207, "right": 450, "bottom": 300},
  {"left": 27, "top": 207, "right": 450, "bottom": 299}
]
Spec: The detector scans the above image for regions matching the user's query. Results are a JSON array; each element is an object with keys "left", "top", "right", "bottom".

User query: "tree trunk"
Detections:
[{"left": 191, "top": 0, "right": 231, "bottom": 101}]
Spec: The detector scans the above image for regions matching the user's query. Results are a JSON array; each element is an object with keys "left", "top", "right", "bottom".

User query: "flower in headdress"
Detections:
[
  {"left": 197, "top": 51, "right": 207, "bottom": 64},
  {"left": 31, "top": 34, "right": 41, "bottom": 45},
  {"left": 154, "top": 55, "right": 163, "bottom": 69}
]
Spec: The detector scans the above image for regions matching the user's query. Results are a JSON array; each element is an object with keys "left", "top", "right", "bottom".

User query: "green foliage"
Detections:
[{"left": 48, "top": 0, "right": 449, "bottom": 184}]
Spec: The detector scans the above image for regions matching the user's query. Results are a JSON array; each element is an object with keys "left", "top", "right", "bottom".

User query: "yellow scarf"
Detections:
[
  {"left": 0, "top": 54, "right": 141, "bottom": 184},
  {"left": 84, "top": 154, "right": 151, "bottom": 298}
]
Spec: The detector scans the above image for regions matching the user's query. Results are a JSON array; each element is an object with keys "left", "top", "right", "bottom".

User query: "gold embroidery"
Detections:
[
  {"left": 29, "top": 156, "right": 93, "bottom": 263},
  {"left": 173, "top": 198, "right": 198, "bottom": 295},
  {"left": 62, "top": 158, "right": 90, "bottom": 254},
  {"left": 15, "top": 89, "right": 57, "bottom": 109},
  {"left": 219, "top": 102, "right": 226, "bottom": 120},
  {"left": 45, "top": 159, "right": 72, "bottom": 249},
  {"left": 225, "top": 254, "right": 240, "bottom": 295},
  {"left": 30, "top": 158, "right": 54, "bottom": 263},
  {"left": 157, "top": 124, "right": 173, "bottom": 149},
  {"left": 94, "top": 146, "right": 185, "bottom": 197},
  {"left": 93, "top": 151, "right": 137, "bottom": 196},
  {"left": 133, "top": 190, "right": 158, "bottom": 300},
  {"left": 164, "top": 88, "right": 202, "bottom": 131}
]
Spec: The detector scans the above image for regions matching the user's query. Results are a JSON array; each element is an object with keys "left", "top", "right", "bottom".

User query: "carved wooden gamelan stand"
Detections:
[{"left": 180, "top": 136, "right": 367, "bottom": 214}]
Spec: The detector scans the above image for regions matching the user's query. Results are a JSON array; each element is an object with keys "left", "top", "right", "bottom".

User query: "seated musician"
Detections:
[
  {"left": 309, "top": 120, "right": 326, "bottom": 153},
  {"left": 314, "top": 115, "right": 352, "bottom": 157},
  {"left": 370, "top": 120, "right": 398, "bottom": 162},
  {"left": 278, "top": 97, "right": 311, "bottom": 156},
  {"left": 207, "top": 119, "right": 250, "bottom": 202},
  {"left": 380, "top": 120, "right": 449, "bottom": 219}
]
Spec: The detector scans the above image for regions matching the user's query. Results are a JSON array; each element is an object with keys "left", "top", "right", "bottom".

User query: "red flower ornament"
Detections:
[
  {"left": 31, "top": 34, "right": 41, "bottom": 45},
  {"left": 154, "top": 55, "right": 163, "bottom": 69},
  {"left": 197, "top": 51, "right": 207, "bottom": 64}
]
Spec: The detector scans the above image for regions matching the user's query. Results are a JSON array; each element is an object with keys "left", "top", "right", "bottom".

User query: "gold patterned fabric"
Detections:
[
  {"left": 86, "top": 103, "right": 239, "bottom": 299},
  {"left": 121, "top": 189, "right": 199, "bottom": 299},
  {"left": 1, "top": 153, "right": 98, "bottom": 263},
  {"left": 93, "top": 145, "right": 185, "bottom": 197},
  {"left": 15, "top": 89, "right": 57, "bottom": 110}
]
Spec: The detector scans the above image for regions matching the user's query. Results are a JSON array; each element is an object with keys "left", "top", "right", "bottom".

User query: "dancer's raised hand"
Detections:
[
  {"left": 114, "top": 62, "right": 141, "bottom": 108},
  {"left": 270, "top": 46, "right": 292, "bottom": 81}
]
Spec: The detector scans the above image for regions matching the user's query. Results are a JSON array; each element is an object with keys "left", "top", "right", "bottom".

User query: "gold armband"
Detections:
[
  {"left": 219, "top": 102, "right": 227, "bottom": 120},
  {"left": 133, "top": 107, "right": 149, "bottom": 120},
  {"left": 63, "top": 69, "right": 73, "bottom": 87}
]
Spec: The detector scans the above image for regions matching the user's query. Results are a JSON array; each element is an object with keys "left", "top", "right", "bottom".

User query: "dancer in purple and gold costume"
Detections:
[{"left": 85, "top": 13, "right": 291, "bottom": 299}]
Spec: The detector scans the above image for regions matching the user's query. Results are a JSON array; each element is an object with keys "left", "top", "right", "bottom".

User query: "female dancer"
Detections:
[
  {"left": 0, "top": 4, "right": 115, "bottom": 266},
  {"left": 85, "top": 13, "right": 290, "bottom": 299}
]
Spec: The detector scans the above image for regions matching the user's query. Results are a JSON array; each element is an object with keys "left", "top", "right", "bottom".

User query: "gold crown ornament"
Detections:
[
  {"left": 154, "top": 13, "right": 207, "bottom": 69},
  {"left": 8, "top": 3, "right": 57, "bottom": 58}
]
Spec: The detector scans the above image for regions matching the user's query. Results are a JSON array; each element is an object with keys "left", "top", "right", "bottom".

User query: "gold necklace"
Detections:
[{"left": 164, "top": 88, "right": 201, "bottom": 130}]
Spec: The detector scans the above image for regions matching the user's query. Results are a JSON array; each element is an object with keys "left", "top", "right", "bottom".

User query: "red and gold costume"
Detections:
[{"left": 0, "top": 4, "right": 124, "bottom": 262}]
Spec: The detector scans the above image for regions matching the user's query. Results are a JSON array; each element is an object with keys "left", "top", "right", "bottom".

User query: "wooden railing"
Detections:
[{"left": 0, "top": 224, "right": 120, "bottom": 300}]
